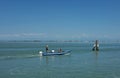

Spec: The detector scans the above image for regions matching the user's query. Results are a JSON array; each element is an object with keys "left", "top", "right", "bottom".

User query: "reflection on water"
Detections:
[
  {"left": 39, "top": 54, "right": 72, "bottom": 65},
  {"left": 93, "top": 51, "right": 99, "bottom": 66},
  {"left": 94, "top": 51, "right": 99, "bottom": 60},
  {"left": 39, "top": 56, "right": 56, "bottom": 64},
  {"left": 44, "top": 56, "right": 55, "bottom": 64}
]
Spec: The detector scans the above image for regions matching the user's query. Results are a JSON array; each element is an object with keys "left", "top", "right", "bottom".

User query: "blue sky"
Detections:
[{"left": 0, "top": 0, "right": 120, "bottom": 40}]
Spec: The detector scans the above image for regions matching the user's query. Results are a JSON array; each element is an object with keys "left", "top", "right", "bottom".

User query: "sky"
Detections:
[{"left": 0, "top": 0, "right": 120, "bottom": 40}]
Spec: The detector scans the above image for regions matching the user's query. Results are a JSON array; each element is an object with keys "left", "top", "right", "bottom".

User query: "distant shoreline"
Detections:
[{"left": 0, "top": 40, "right": 120, "bottom": 43}]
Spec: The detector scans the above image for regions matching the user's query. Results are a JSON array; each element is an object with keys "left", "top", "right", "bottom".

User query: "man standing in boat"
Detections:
[
  {"left": 92, "top": 40, "right": 99, "bottom": 51},
  {"left": 46, "top": 45, "right": 49, "bottom": 52}
]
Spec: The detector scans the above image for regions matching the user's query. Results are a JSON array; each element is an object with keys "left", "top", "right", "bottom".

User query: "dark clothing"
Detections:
[{"left": 46, "top": 45, "right": 49, "bottom": 52}]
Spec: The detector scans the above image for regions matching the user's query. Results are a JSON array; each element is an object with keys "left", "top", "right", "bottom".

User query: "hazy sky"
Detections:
[{"left": 0, "top": 0, "right": 120, "bottom": 40}]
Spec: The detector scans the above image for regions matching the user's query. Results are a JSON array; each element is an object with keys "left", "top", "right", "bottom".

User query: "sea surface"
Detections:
[{"left": 0, "top": 41, "right": 120, "bottom": 78}]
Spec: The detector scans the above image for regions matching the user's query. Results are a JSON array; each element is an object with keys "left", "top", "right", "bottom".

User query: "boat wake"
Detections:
[{"left": 0, "top": 54, "right": 39, "bottom": 60}]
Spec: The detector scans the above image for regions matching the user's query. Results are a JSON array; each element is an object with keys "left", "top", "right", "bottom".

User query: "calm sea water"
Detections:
[{"left": 0, "top": 41, "right": 120, "bottom": 78}]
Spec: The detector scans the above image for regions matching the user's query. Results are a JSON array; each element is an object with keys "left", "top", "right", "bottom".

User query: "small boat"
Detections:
[{"left": 39, "top": 50, "right": 71, "bottom": 56}]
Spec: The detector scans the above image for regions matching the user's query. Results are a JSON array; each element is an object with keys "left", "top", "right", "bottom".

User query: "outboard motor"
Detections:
[{"left": 39, "top": 51, "right": 43, "bottom": 56}]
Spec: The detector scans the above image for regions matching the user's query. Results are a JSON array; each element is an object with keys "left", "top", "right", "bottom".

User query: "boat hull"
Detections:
[{"left": 42, "top": 50, "right": 71, "bottom": 56}]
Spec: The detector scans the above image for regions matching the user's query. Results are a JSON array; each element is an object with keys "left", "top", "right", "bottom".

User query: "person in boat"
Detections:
[
  {"left": 46, "top": 45, "right": 49, "bottom": 52},
  {"left": 92, "top": 40, "right": 99, "bottom": 51},
  {"left": 58, "top": 48, "right": 62, "bottom": 52}
]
